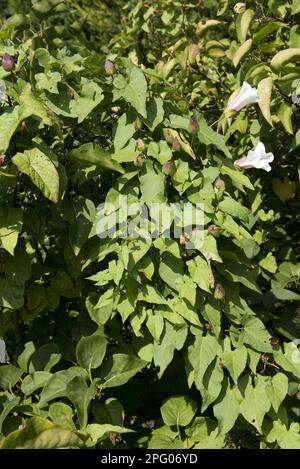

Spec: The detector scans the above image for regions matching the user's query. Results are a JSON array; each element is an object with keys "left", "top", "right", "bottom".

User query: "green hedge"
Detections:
[{"left": 0, "top": 0, "right": 299, "bottom": 449}]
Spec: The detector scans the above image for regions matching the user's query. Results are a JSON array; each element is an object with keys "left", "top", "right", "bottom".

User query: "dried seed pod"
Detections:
[
  {"left": 187, "top": 116, "right": 199, "bottom": 135},
  {"left": 134, "top": 153, "right": 144, "bottom": 168},
  {"left": 172, "top": 137, "right": 182, "bottom": 151},
  {"left": 162, "top": 160, "right": 175, "bottom": 175},
  {"left": 214, "top": 176, "right": 225, "bottom": 191},
  {"left": 179, "top": 232, "right": 190, "bottom": 245},
  {"left": 270, "top": 336, "right": 280, "bottom": 349},
  {"left": 214, "top": 283, "right": 225, "bottom": 300},
  {"left": 136, "top": 138, "right": 145, "bottom": 152},
  {"left": 2, "top": 53, "right": 15, "bottom": 72},
  {"left": 104, "top": 59, "right": 115, "bottom": 76},
  {"left": 188, "top": 43, "right": 200, "bottom": 64},
  {"left": 145, "top": 419, "right": 155, "bottom": 429},
  {"left": 0, "top": 154, "right": 6, "bottom": 166},
  {"left": 207, "top": 224, "right": 222, "bottom": 237},
  {"left": 260, "top": 353, "right": 269, "bottom": 364},
  {"left": 21, "top": 121, "right": 29, "bottom": 133}
]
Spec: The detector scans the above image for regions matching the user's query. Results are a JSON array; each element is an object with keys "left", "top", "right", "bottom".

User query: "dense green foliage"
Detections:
[{"left": 0, "top": 0, "right": 300, "bottom": 449}]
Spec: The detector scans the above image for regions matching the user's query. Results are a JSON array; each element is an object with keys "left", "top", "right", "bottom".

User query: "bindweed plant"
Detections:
[{"left": 0, "top": 0, "right": 299, "bottom": 449}]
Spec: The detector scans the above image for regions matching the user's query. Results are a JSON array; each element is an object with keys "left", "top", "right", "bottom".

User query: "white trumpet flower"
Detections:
[
  {"left": 227, "top": 81, "right": 260, "bottom": 112},
  {"left": 234, "top": 142, "right": 274, "bottom": 172}
]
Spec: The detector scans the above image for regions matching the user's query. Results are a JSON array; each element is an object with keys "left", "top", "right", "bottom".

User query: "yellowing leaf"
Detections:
[
  {"left": 197, "top": 19, "right": 223, "bottom": 36},
  {"left": 0, "top": 417, "right": 86, "bottom": 449},
  {"left": 237, "top": 9, "right": 255, "bottom": 44},
  {"left": 272, "top": 178, "right": 296, "bottom": 203},
  {"left": 270, "top": 48, "right": 300, "bottom": 70},
  {"left": 257, "top": 77, "right": 273, "bottom": 126},
  {"left": 12, "top": 148, "right": 60, "bottom": 203},
  {"left": 277, "top": 102, "right": 293, "bottom": 134},
  {"left": 232, "top": 39, "right": 252, "bottom": 68},
  {"left": 85, "top": 423, "right": 133, "bottom": 446}
]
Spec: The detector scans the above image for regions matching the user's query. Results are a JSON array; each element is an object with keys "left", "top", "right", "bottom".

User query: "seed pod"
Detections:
[
  {"left": 0, "top": 154, "right": 6, "bottom": 166},
  {"left": 270, "top": 336, "right": 280, "bottom": 349},
  {"left": 104, "top": 59, "right": 115, "bottom": 76},
  {"left": 187, "top": 116, "right": 199, "bottom": 134},
  {"left": 296, "top": 391, "right": 300, "bottom": 401},
  {"left": 208, "top": 224, "right": 222, "bottom": 237},
  {"left": 21, "top": 121, "right": 29, "bottom": 133},
  {"left": 134, "top": 153, "right": 144, "bottom": 168},
  {"left": 145, "top": 419, "right": 155, "bottom": 430},
  {"left": 2, "top": 53, "right": 15, "bottom": 72},
  {"left": 136, "top": 138, "right": 145, "bottom": 152},
  {"left": 172, "top": 137, "right": 182, "bottom": 151},
  {"left": 214, "top": 283, "right": 225, "bottom": 300},
  {"left": 214, "top": 176, "right": 225, "bottom": 191},
  {"left": 162, "top": 160, "right": 175, "bottom": 175},
  {"left": 260, "top": 353, "right": 269, "bottom": 364},
  {"left": 188, "top": 43, "right": 199, "bottom": 64}
]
